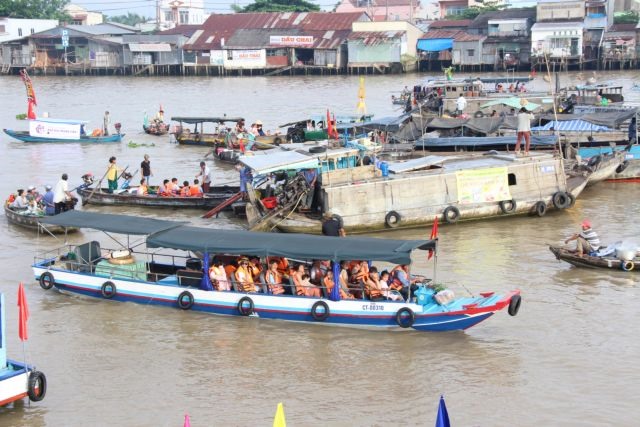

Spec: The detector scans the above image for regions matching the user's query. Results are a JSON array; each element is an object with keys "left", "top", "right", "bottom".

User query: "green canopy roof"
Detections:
[
  {"left": 39, "top": 211, "right": 185, "bottom": 235},
  {"left": 480, "top": 97, "right": 540, "bottom": 111}
]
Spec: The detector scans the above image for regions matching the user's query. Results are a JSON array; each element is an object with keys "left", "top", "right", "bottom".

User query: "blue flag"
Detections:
[
  {"left": 200, "top": 252, "right": 214, "bottom": 291},
  {"left": 436, "top": 395, "right": 450, "bottom": 427},
  {"left": 329, "top": 261, "right": 341, "bottom": 301}
]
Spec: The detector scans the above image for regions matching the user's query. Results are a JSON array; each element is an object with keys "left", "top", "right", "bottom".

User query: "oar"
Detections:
[{"left": 82, "top": 167, "right": 111, "bottom": 206}]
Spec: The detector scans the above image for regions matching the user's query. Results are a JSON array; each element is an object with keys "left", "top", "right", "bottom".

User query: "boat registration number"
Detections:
[{"left": 362, "top": 303, "right": 384, "bottom": 311}]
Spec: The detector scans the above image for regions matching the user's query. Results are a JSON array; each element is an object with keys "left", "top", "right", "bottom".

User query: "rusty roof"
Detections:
[
  {"left": 348, "top": 31, "right": 405, "bottom": 45},
  {"left": 429, "top": 19, "right": 472, "bottom": 29},
  {"left": 453, "top": 32, "right": 485, "bottom": 42},
  {"left": 609, "top": 23, "right": 637, "bottom": 32},
  {"left": 420, "top": 30, "right": 462, "bottom": 39},
  {"left": 222, "top": 27, "right": 351, "bottom": 50},
  {"left": 159, "top": 25, "right": 201, "bottom": 37}
]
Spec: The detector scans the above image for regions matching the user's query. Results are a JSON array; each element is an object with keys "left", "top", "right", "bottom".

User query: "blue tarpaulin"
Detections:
[
  {"left": 417, "top": 38, "right": 453, "bottom": 52},
  {"left": 532, "top": 120, "right": 612, "bottom": 132}
]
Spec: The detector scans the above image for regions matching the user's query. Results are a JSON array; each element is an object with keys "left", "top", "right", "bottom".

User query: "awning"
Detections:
[
  {"left": 415, "top": 135, "right": 559, "bottom": 149},
  {"left": 532, "top": 120, "right": 612, "bottom": 132},
  {"left": 170, "top": 117, "right": 244, "bottom": 124},
  {"left": 337, "top": 113, "right": 411, "bottom": 132},
  {"left": 387, "top": 155, "right": 450, "bottom": 173},
  {"left": 239, "top": 151, "right": 319, "bottom": 175},
  {"left": 129, "top": 43, "right": 172, "bottom": 52},
  {"left": 39, "top": 211, "right": 185, "bottom": 235},
  {"left": 480, "top": 98, "right": 540, "bottom": 111},
  {"left": 417, "top": 38, "right": 453, "bottom": 52},
  {"left": 538, "top": 110, "right": 636, "bottom": 128},
  {"left": 147, "top": 226, "right": 434, "bottom": 264}
]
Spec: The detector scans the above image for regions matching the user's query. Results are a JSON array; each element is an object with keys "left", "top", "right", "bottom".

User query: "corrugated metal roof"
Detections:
[
  {"left": 609, "top": 23, "right": 637, "bottom": 32},
  {"left": 64, "top": 23, "right": 136, "bottom": 35},
  {"left": 421, "top": 30, "right": 461, "bottom": 39},
  {"left": 159, "top": 25, "right": 201, "bottom": 37},
  {"left": 346, "top": 0, "right": 414, "bottom": 6},
  {"left": 469, "top": 8, "right": 536, "bottom": 29},
  {"left": 453, "top": 32, "right": 485, "bottom": 42},
  {"left": 348, "top": 31, "right": 405, "bottom": 44}
]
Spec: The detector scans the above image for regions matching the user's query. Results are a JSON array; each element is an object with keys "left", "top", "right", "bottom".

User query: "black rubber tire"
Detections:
[
  {"left": 499, "top": 199, "right": 517, "bottom": 214},
  {"left": 362, "top": 155, "right": 372, "bottom": 166},
  {"left": 616, "top": 161, "right": 629, "bottom": 174},
  {"left": 384, "top": 211, "right": 401, "bottom": 228},
  {"left": 532, "top": 201, "right": 547, "bottom": 217},
  {"left": 238, "top": 296, "right": 254, "bottom": 316},
  {"left": 621, "top": 261, "right": 635, "bottom": 272},
  {"left": 309, "top": 146, "right": 327, "bottom": 153},
  {"left": 100, "top": 281, "right": 117, "bottom": 299},
  {"left": 39, "top": 272, "right": 55, "bottom": 290},
  {"left": 552, "top": 192, "right": 570, "bottom": 209},
  {"left": 273, "top": 136, "right": 282, "bottom": 146},
  {"left": 177, "top": 291, "right": 194, "bottom": 310},
  {"left": 310, "top": 301, "right": 330, "bottom": 321},
  {"left": 27, "top": 370, "right": 47, "bottom": 402},
  {"left": 395, "top": 307, "right": 415, "bottom": 328},
  {"left": 474, "top": 110, "right": 484, "bottom": 118},
  {"left": 443, "top": 206, "right": 460, "bottom": 224},
  {"left": 508, "top": 295, "right": 522, "bottom": 316},
  {"left": 566, "top": 193, "right": 576, "bottom": 208}
]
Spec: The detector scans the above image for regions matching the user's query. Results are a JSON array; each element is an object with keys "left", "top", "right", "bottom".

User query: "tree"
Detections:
[
  {"left": 232, "top": 0, "right": 320, "bottom": 13},
  {"left": 446, "top": 2, "right": 507, "bottom": 20},
  {"left": 109, "top": 12, "right": 149, "bottom": 27},
  {"left": 0, "top": 0, "right": 70, "bottom": 20},
  {"left": 614, "top": 11, "right": 639, "bottom": 25}
]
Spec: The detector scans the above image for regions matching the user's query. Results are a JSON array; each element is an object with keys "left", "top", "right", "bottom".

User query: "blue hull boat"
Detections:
[{"left": 3, "top": 129, "right": 123, "bottom": 143}]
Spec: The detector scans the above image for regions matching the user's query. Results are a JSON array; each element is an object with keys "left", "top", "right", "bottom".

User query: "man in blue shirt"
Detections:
[
  {"left": 42, "top": 185, "right": 55, "bottom": 215},
  {"left": 302, "top": 168, "right": 317, "bottom": 211}
]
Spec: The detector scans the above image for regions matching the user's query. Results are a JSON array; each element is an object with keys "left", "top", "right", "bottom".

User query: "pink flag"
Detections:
[
  {"left": 18, "top": 282, "right": 29, "bottom": 341},
  {"left": 184, "top": 414, "right": 191, "bottom": 427}
]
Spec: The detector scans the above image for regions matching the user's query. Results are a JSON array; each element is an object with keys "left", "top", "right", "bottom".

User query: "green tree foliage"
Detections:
[
  {"left": 232, "top": 0, "right": 320, "bottom": 13},
  {"left": 108, "top": 12, "right": 149, "bottom": 27},
  {"left": 446, "top": 2, "right": 506, "bottom": 20},
  {"left": 614, "top": 11, "right": 639, "bottom": 25},
  {"left": 0, "top": 0, "right": 70, "bottom": 20}
]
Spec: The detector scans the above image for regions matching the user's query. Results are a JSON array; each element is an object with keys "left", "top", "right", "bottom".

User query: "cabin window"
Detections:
[
  {"left": 0, "top": 25, "right": 5, "bottom": 33},
  {"left": 30, "top": 28, "right": 34, "bottom": 34},
  {"left": 18, "top": 28, "right": 22, "bottom": 37},
  {"left": 508, "top": 173, "right": 517, "bottom": 186},
  {"left": 467, "top": 49, "right": 475, "bottom": 57}
]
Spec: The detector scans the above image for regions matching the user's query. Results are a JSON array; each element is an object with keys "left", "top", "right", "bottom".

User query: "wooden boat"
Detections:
[
  {"left": 3, "top": 128, "right": 123, "bottom": 143},
  {"left": 143, "top": 122, "right": 170, "bottom": 136},
  {"left": 0, "top": 292, "right": 47, "bottom": 406},
  {"left": 34, "top": 211, "right": 522, "bottom": 332},
  {"left": 576, "top": 145, "right": 640, "bottom": 182},
  {"left": 77, "top": 185, "right": 242, "bottom": 210},
  {"left": 4, "top": 204, "right": 78, "bottom": 234},
  {"left": 549, "top": 245, "right": 639, "bottom": 272},
  {"left": 171, "top": 116, "right": 244, "bottom": 146}
]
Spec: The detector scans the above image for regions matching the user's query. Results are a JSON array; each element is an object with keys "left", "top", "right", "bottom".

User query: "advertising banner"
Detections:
[
  {"left": 29, "top": 120, "right": 81, "bottom": 140},
  {"left": 456, "top": 167, "right": 511, "bottom": 204},
  {"left": 269, "top": 35, "right": 314, "bottom": 47}
]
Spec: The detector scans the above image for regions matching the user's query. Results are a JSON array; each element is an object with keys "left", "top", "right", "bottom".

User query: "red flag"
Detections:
[
  {"left": 326, "top": 109, "right": 331, "bottom": 136},
  {"left": 17, "top": 282, "right": 29, "bottom": 341},
  {"left": 428, "top": 216, "right": 439, "bottom": 260}
]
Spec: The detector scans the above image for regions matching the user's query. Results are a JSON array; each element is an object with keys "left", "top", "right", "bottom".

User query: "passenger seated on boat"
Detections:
[
  {"left": 379, "top": 270, "right": 403, "bottom": 301},
  {"left": 338, "top": 261, "right": 355, "bottom": 299},
  {"left": 309, "top": 260, "right": 328, "bottom": 286},
  {"left": 180, "top": 181, "right": 190, "bottom": 197},
  {"left": 565, "top": 219, "right": 601, "bottom": 257},
  {"left": 224, "top": 260, "right": 237, "bottom": 283},
  {"left": 290, "top": 264, "right": 320, "bottom": 297},
  {"left": 10, "top": 189, "right": 28, "bottom": 209},
  {"left": 170, "top": 178, "right": 180, "bottom": 195},
  {"left": 159, "top": 179, "right": 170, "bottom": 196},
  {"left": 189, "top": 179, "right": 203, "bottom": 197},
  {"left": 323, "top": 270, "right": 354, "bottom": 300},
  {"left": 390, "top": 264, "right": 421, "bottom": 301},
  {"left": 209, "top": 259, "right": 230, "bottom": 291},
  {"left": 348, "top": 260, "right": 369, "bottom": 299},
  {"left": 248, "top": 257, "right": 263, "bottom": 283},
  {"left": 137, "top": 178, "right": 148, "bottom": 196},
  {"left": 265, "top": 260, "right": 285, "bottom": 295},
  {"left": 363, "top": 267, "right": 384, "bottom": 301},
  {"left": 235, "top": 257, "right": 257, "bottom": 293}
]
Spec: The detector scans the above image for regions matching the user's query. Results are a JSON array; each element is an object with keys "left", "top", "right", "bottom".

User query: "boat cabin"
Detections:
[{"left": 171, "top": 116, "right": 244, "bottom": 146}]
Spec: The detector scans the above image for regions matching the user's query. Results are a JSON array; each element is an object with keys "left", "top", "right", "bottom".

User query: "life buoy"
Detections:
[
  {"left": 385, "top": 211, "right": 401, "bottom": 228},
  {"left": 100, "top": 281, "right": 117, "bottom": 299},
  {"left": 499, "top": 199, "right": 517, "bottom": 214},
  {"left": 310, "top": 301, "right": 330, "bottom": 321},
  {"left": 474, "top": 111, "right": 484, "bottom": 118},
  {"left": 508, "top": 294, "right": 521, "bottom": 316},
  {"left": 621, "top": 261, "right": 634, "bottom": 272},
  {"left": 532, "top": 201, "right": 547, "bottom": 217},
  {"left": 443, "top": 206, "right": 460, "bottom": 224},
  {"left": 237, "top": 296, "right": 254, "bottom": 316},
  {"left": 552, "top": 192, "right": 570, "bottom": 209},
  {"left": 177, "top": 291, "right": 194, "bottom": 310},
  {"left": 395, "top": 307, "right": 415, "bottom": 328},
  {"left": 39, "top": 272, "right": 55, "bottom": 290},
  {"left": 27, "top": 370, "right": 47, "bottom": 402}
]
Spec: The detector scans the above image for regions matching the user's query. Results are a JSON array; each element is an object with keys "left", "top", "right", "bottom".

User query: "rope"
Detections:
[{"left": 269, "top": 191, "right": 307, "bottom": 232}]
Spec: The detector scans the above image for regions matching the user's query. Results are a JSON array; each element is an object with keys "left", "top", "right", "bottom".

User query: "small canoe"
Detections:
[
  {"left": 77, "top": 185, "right": 244, "bottom": 210},
  {"left": 549, "top": 245, "right": 639, "bottom": 272},
  {"left": 3, "top": 129, "right": 123, "bottom": 143},
  {"left": 4, "top": 204, "right": 78, "bottom": 234},
  {"left": 143, "top": 123, "right": 169, "bottom": 136}
]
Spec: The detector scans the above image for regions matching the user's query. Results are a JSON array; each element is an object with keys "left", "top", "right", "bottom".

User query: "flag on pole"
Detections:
[
  {"left": 18, "top": 282, "right": 29, "bottom": 342},
  {"left": 273, "top": 402, "right": 286, "bottom": 427},
  {"left": 183, "top": 413, "right": 191, "bottom": 427},
  {"left": 428, "top": 216, "right": 439, "bottom": 260},
  {"left": 435, "top": 395, "right": 450, "bottom": 427}
]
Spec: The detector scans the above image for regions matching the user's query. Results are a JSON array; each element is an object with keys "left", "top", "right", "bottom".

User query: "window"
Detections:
[
  {"left": 508, "top": 173, "right": 517, "bottom": 186},
  {"left": 30, "top": 28, "right": 34, "bottom": 34},
  {"left": 165, "top": 11, "right": 173, "bottom": 22},
  {"left": 267, "top": 48, "right": 287, "bottom": 57},
  {"left": 18, "top": 28, "right": 22, "bottom": 37},
  {"left": 179, "top": 10, "right": 189, "bottom": 24},
  {"left": 227, "top": 50, "right": 233, "bottom": 60},
  {"left": 0, "top": 25, "right": 5, "bottom": 33},
  {"left": 467, "top": 49, "right": 475, "bottom": 57}
]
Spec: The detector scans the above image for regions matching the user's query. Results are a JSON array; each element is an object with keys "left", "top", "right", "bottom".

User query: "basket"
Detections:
[{"left": 261, "top": 197, "right": 277, "bottom": 209}]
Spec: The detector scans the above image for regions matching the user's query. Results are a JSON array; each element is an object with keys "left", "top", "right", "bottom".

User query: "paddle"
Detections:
[{"left": 82, "top": 166, "right": 111, "bottom": 206}]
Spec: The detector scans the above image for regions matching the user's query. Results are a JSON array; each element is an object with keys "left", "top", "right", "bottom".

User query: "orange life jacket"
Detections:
[
  {"left": 389, "top": 265, "right": 405, "bottom": 291},
  {"left": 180, "top": 186, "right": 190, "bottom": 197},
  {"left": 235, "top": 265, "right": 255, "bottom": 293},
  {"left": 265, "top": 270, "right": 284, "bottom": 295},
  {"left": 189, "top": 185, "right": 202, "bottom": 197}
]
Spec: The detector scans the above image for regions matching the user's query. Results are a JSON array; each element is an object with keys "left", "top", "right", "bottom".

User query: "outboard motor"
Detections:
[{"left": 114, "top": 122, "right": 122, "bottom": 134}]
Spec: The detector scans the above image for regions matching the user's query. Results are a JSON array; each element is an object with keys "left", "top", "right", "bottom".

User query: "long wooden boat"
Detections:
[
  {"left": 4, "top": 204, "right": 78, "bottom": 234},
  {"left": 3, "top": 129, "right": 123, "bottom": 143},
  {"left": 577, "top": 145, "right": 640, "bottom": 181},
  {"left": 34, "top": 211, "right": 521, "bottom": 332},
  {"left": 143, "top": 123, "right": 169, "bottom": 136},
  {"left": 171, "top": 116, "right": 244, "bottom": 146},
  {"left": 77, "top": 185, "right": 242, "bottom": 209},
  {"left": 0, "top": 292, "right": 47, "bottom": 406},
  {"left": 549, "top": 245, "right": 639, "bottom": 272}
]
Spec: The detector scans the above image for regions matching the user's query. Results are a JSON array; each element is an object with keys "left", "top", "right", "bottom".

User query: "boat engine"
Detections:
[{"left": 114, "top": 122, "right": 122, "bottom": 134}]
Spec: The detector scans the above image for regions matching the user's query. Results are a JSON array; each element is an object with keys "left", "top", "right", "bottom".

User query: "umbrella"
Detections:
[
  {"left": 435, "top": 395, "right": 450, "bottom": 427},
  {"left": 480, "top": 97, "right": 539, "bottom": 111},
  {"left": 184, "top": 414, "right": 191, "bottom": 427}
]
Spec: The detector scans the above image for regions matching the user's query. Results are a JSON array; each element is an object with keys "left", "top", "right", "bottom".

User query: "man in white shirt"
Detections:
[
  {"left": 196, "top": 161, "right": 212, "bottom": 193},
  {"left": 53, "top": 173, "right": 72, "bottom": 214},
  {"left": 515, "top": 107, "right": 535, "bottom": 155},
  {"left": 456, "top": 94, "right": 467, "bottom": 116}
]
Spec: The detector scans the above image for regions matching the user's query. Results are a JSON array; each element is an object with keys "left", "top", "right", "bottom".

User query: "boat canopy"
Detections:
[
  {"left": 415, "top": 135, "right": 558, "bottom": 149},
  {"left": 30, "top": 118, "right": 89, "bottom": 125},
  {"left": 147, "top": 226, "right": 434, "bottom": 264},
  {"left": 480, "top": 98, "right": 540, "bottom": 111},
  {"left": 39, "top": 211, "right": 184, "bottom": 235},
  {"left": 538, "top": 110, "right": 636, "bottom": 128},
  {"left": 387, "top": 155, "right": 450, "bottom": 173},
  {"left": 336, "top": 113, "right": 411, "bottom": 132},
  {"left": 170, "top": 117, "right": 244, "bottom": 124},
  {"left": 239, "top": 151, "right": 319, "bottom": 175}
]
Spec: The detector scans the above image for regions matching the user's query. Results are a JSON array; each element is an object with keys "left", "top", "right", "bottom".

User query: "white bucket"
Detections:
[{"left": 616, "top": 248, "right": 636, "bottom": 261}]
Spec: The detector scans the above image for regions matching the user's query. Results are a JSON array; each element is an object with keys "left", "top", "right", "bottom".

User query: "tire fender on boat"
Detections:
[
  {"left": 499, "top": 199, "right": 517, "bottom": 214},
  {"left": 443, "top": 206, "right": 460, "bottom": 224},
  {"left": 395, "top": 307, "right": 415, "bottom": 328},
  {"left": 508, "top": 294, "right": 522, "bottom": 316},
  {"left": 384, "top": 211, "right": 401, "bottom": 228},
  {"left": 39, "top": 272, "right": 55, "bottom": 290},
  {"left": 552, "top": 192, "right": 570, "bottom": 209},
  {"left": 474, "top": 110, "right": 484, "bottom": 118},
  {"left": 274, "top": 136, "right": 282, "bottom": 146},
  {"left": 177, "top": 291, "right": 195, "bottom": 310},
  {"left": 28, "top": 370, "right": 47, "bottom": 402},
  {"left": 310, "top": 301, "right": 330, "bottom": 321},
  {"left": 100, "top": 281, "right": 117, "bottom": 299},
  {"left": 532, "top": 201, "right": 547, "bottom": 217},
  {"left": 621, "top": 261, "right": 635, "bottom": 272},
  {"left": 616, "top": 161, "right": 629, "bottom": 174},
  {"left": 238, "top": 296, "right": 254, "bottom": 316}
]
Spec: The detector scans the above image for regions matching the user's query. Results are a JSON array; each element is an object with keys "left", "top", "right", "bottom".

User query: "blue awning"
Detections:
[
  {"left": 417, "top": 38, "right": 453, "bottom": 52},
  {"left": 532, "top": 120, "right": 612, "bottom": 132}
]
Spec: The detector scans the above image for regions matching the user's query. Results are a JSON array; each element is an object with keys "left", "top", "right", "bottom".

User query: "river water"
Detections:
[{"left": 0, "top": 71, "right": 639, "bottom": 426}]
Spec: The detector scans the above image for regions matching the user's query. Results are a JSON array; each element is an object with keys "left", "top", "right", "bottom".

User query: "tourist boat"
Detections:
[
  {"left": 77, "top": 184, "right": 243, "bottom": 210},
  {"left": 565, "top": 151, "right": 625, "bottom": 186},
  {"left": 242, "top": 148, "right": 589, "bottom": 234},
  {"left": 171, "top": 116, "right": 244, "bottom": 146},
  {"left": 4, "top": 204, "right": 79, "bottom": 234},
  {"left": 574, "top": 145, "right": 640, "bottom": 182},
  {"left": 549, "top": 245, "right": 639, "bottom": 272},
  {"left": 143, "top": 122, "right": 170, "bottom": 136},
  {"left": 34, "top": 210, "right": 522, "bottom": 332},
  {"left": 0, "top": 292, "right": 47, "bottom": 406},
  {"left": 4, "top": 119, "right": 123, "bottom": 143}
]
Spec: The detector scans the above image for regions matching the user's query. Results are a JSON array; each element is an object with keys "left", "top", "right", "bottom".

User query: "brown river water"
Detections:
[{"left": 0, "top": 71, "right": 639, "bottom": 426}]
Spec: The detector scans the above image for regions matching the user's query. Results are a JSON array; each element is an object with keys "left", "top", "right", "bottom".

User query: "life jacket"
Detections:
[
  {"left": 138, "top": 184, "right": 148, "bottom": 195},
  {"left": 389, "top": 265, "right": 405, "bottom": 291},
  {"left": 7, "top": 194, "right": 15, "bottom": 203},
  {"left": 365, "top": 277, "right": 383, "bottom": 299},
  {"left": 235, "top": 265, "right": 255, "bottom": 293},
  {"left": 265, "top": 270, "right": 284, "bottom": 295},
  {"left": 208, "top": 265, "right": 229, "bottom": 291},
  {"left": 351, "top": 263, "right": 369, "bottom": 283},
  {"left": 179, "top": 186, "right": 190, "bottom": 197},
  {"left": 189, "top": 185, "right": 202, "bottom": 197},
  {"left": 224, "top": 265, "right": 237, "bottom": 281}
]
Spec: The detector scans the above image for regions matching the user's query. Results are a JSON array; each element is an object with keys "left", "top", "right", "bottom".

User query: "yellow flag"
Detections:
[
  {"left": 356, "top": 76, "right": 366, "bottom": 115},
  {"left": 273, "top": 402, "right": 286, "bottom": 427}
]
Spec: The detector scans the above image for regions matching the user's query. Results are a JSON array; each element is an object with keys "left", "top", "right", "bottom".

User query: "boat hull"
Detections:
[
  {"left": 4, "top": 205, "right": 78, "bottom": 234},
  {"left": 0, "top": 361, "right": 30, "bottom": 406},
  {"left": 577, "top": 145, "right": 640, "bottom": 181},
  {"left": 3, "top": 129, "right": 123, "bottom": 143},
  {"left": 549, "top": 246, "right": 639, "bottom": 271},
  {"left": 143, "top": 124, "right": 169, "bottom": 136}
]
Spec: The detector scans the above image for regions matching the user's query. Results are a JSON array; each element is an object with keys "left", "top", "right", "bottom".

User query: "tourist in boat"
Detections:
[
  {"left": 136, "top": 178, "right": 148, "bottom": 196},
  {"left": 103, "top": 111, "right": 110, "bottom": 136},
  {"left": 323, "top": 269, "right": 353, "bottom": 300},
  {"left": 10, "top": 189, "right": 28, "bottom": 209},
  {"left": 267, "top": 256, "right": 289, "bottom": 279},
  {"left": 301, "top": 168, "right": 317, "bottom": 211},
  {"left": 141, "top": 154, "right": 152, "bottom": 185},
  {"left": 255, "top": 120, "right": 265, "bottom": 136},
  {"left": 564, "top": 219, "right": 601, "bottom": 257},
  {"left": 53, "top": 173, "right": 72, "bottom": 214},
  {"left": 309, "top": 260, "right": 328, "bottom": 286},
  {"left": 180, "top": 181, "right": 190, "bottom": 196},
  {"left": 456, "top": 94, "right": 467, "bottom": 116},
  {"left": 42, "top": 185, "right": 55, "bottom": 215},
  {"left": 235, "top": 257, "right": 256, "bottom": 293},
  {"left": 389, "top": 264, "right": 420, "bottom": 301},
  {"left": 196, "top": 161, "right": 211, "bottom": 193},
  {"left": 248, "top": 256, "right": 263, "bottom": 284},
  {"left": 189, "top": 179, "right": 203, "bottom": 197},
  {"left": 209, "top": 258, "right": 230, "bottom": 291},
  {"left": 107, "top": 157, "right": 123, "bottom": 193},
  {"left": 338, "top": 261, "right": 355, "bottom": 299},
  {"left": 300, "top": 273, "right": 321, "bottom": 298},
  {"left": 265, "top": 260, "right": 285, "bottom": 295},
  {"left": 364, "top": 266, "right": 384, "bottom": 301},
  {"left": 170, "top": 178, "right": 179, "bottom": 195},
  {"left": 515, "top": 107, "right": 535, "bottom": 155},
  {"left": 508, "top": 84, "right": 516, "bottom": 93},
  {"left": 349, "top": 260, "right": 369, "bottom": 299},
  {"left": 224, "top": 260, "right": 238, "bottom": 284},
  {"left": 250, "top": 123, "right": 259, "bottom": 136},
  {"left": 158, "top": 179, "right": 169, "bottom": 196}
]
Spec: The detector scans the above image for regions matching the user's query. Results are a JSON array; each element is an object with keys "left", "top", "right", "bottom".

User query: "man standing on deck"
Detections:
[
  {"left": 515, "top": 107, "right": 535, "bottom": 155},
  {"left": 141, "top": 154, "right": 152, "bottom": 186},
  {"left": 53, "top": 174, "right": 72, "bottom": 214},
  {"left": 42, "top": 185, "right": 55, "bottom": 215},
  {"left": 103, "top": 111, "right": 110, "bottom": 136},
  {"left": 456, "top": 94, "right": 467, "bottom": 116},
  {"left": 196, "top": 161, "right": 212, "bottom": 193}
]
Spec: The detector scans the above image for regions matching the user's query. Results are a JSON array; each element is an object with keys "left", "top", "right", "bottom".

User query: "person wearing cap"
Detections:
[
  {"left": 53, "top": 173, "right": 72, "bottom": 214},
  {"left": 255, "top": 120, "right": 265, "bottom": 136},
  {"left": 234, "top": 257, "right": 256, "bottom": 293},
  {"left": 565, "top": 219, "right": 601, "bottom": 257},
  {"left": 42, "top": 185, "right": 55, "bottom": 215},
  {"left": 321, "top": 212, "right": 344, "bottom": 237}
]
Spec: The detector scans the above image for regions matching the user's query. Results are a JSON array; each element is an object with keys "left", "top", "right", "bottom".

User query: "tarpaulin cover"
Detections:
[
  {"left": 425, "top": 117, "right": 512, "bottom": 134},
  {"left": 538, "top": 110, "right": 636, "bottom": 128},
  {"left": 480, "top": 97, "right": 540, "bottom": 111},
  {"left": 147, "top": 226, "right": 434, "bottom": 264},
  {"left": 39, "top": 210, "right": 185, "bottom": 235},
  {"left": 239, "top": 150, "right": 319, "bottom": 175},
  {"left": 337, "top": 113, "right": 411, "bottom": 132},
  {"left": 415, "top": 135, "right": 558, "bottom": 148},
  {"left": 170, "top": 116, "right": 244, "bottom": 124},
  {"left": 417, "top": 38, "right": 453, "bottom": 52},
  {"left": 532, "top": 120, "right": 612, "bottom": 132}
]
